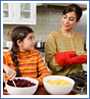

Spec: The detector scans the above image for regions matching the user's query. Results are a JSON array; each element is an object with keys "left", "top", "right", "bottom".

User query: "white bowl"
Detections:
[
  {"left": 43, "top": 75, "right": 75, "bottom": 95},
  {"left": 82, "top": 64, "right": 87, "bottom": 71},
  {"left": 6, "top": 77, "right": 39, "bottom": 95}
]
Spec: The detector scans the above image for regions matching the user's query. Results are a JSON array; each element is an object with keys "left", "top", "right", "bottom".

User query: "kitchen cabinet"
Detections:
[{"left": 3, "top": 3, "right": 36, "bottom": 24}]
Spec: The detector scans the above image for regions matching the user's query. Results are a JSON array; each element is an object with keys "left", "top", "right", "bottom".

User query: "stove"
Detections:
[{"left": 67, "top": 71, "right": 87, "bottom": 95}]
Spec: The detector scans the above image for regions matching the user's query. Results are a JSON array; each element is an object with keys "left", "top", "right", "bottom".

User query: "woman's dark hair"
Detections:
[
  {"left": 10, "top": 25, "right": 33, "bottom": 76},
  {"left": 62, "top": 4, "right": 82, "bottom": 22}
]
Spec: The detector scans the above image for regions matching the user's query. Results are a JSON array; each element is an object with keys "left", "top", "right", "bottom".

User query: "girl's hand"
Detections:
[{"left": 3, "top": 65, "right": 16, "bottom": 81}]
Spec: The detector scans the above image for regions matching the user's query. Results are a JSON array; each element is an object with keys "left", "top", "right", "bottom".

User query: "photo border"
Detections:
[{"left": 0, "top": 0, "right": 89, "bottom": 99}]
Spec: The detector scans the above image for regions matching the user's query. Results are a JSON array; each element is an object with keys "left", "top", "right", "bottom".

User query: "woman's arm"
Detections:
[{"left": 45, "top": 33, "right": 63, "bottom": 73}]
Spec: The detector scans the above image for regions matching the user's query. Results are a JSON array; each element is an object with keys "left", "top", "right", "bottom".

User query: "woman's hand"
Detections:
[
  {"left": 3, "top": 65, "right": 16, "bottom": 81},
  {"left": 55, "top": 51, "right": 77, "bottom": 67},
  {"left": 67, "top": 55, "right": 87, "bottom": 65}
]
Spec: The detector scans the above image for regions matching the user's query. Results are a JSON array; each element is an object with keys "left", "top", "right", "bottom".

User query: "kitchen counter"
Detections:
[
  {"left": 3, "top": 85, "right": 80, "bottom": 95},
  {"left": 3, "top": 71, "right": 87, "bottom": 95}
]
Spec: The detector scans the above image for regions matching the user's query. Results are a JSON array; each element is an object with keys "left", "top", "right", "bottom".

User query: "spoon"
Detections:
[
  {"left": 3, "top": 68, "right": 16, "bottom": 87},
  {"left": 12, "top": 80, "right": 16, "bottom": 87}
]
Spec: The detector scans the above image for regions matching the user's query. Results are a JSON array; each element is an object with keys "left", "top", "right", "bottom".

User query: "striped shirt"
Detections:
[{"left": 3, "top": 49, "right": 50, "bottom": 82}]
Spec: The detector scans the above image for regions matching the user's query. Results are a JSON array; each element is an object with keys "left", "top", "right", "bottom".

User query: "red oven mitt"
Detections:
[
  {"left": 67, "top": 55, "right": 87, "bottom": 65},
  {"left": 55, "top": 51, "right": 77, "bottom": 67}
]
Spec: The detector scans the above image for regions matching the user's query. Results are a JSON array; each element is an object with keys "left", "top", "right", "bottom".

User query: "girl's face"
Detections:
[
  {"left": 61, "top": 12, "right": 77, "bottom": 31},
  {"left": 18, "top": 33, "right": 35, "bottom": 51}
]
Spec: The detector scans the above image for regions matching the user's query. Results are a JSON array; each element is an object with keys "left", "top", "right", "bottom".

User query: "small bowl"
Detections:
[
  {"left": 6, "top": 77, "right": 39, "bottom": 95},
  {"left": 82, "top": 64, "right": 87, "bottom": 71},
  {"left": 43, "top": 75, "right": 75, "bottom": 95}
]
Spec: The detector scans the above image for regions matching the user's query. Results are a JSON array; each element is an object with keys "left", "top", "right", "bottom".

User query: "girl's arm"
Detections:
[
  {"left": 3, "top": 52, "right": 16, "bottom": 81},
  {"left": 3, "top": 64, "right": 16, "bottom": 81},
  {"left": 37, "top": 54, "right": 51, "bottom": 85}
]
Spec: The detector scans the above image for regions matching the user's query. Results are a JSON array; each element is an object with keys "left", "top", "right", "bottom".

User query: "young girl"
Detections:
[{"left": 3, "top": 25, "right": 51, "bottom": 84}]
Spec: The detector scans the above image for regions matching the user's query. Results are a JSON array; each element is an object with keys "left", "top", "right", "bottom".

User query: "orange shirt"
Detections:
[{"left": 3, "top": 49, "right": 50, "bottom": 82}]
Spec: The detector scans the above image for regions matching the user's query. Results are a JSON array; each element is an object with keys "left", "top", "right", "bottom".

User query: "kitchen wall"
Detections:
[{"left": 3, "top": 4, "right": 87, "bottom": 47}]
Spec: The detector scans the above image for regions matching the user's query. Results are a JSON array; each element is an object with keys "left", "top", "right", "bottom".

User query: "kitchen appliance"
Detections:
[
  {"left": 67, "top": 71, "right": 87, "bottom": 94},
  {"left": 35, "top": 41, "right": 45, "bottom": 52}
]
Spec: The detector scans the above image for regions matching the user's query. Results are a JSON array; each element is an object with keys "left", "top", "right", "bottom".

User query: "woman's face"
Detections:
[
  {"left": 18, "top": 33, "right": 35, "bottom": 51},
  {"left": 61, "top": 12, "right": 77, "bottom": 31}
]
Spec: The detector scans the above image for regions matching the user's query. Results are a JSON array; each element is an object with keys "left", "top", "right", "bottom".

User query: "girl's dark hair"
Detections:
[
  {"left": 11, "top": 25, "right": 33, "bottom": 76},
  {"left": 62, "top": 4, "right": 82, "bottom": 22}
]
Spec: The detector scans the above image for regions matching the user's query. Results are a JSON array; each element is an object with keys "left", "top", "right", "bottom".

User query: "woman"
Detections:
[
  {"left": 3, "top": 25, "right": 51, "bottom": 84},
  {"left": 45, "top": 4, "right": 87, "bottom": 75}
]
